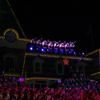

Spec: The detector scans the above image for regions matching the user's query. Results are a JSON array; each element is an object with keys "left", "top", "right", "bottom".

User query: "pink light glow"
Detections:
[
  {"left": 59, "top": 42, "right": 64, "bottom": 48},
  {"left": 30, "top": 38, "right": 76, "bottom": 48},
  {"left": 65, "top": 43, "right": 70, "bottom": 48},
  {"left": 36, "top": 39, "right": 41, "bottom": 44},
  {"left": 42, "top": 40, "right": 47, "bottom": 46},
  {"left": 70, "top": 42, "right": 75, "bottom": 47},
  {"left": 30, "top": 40, "right": 32, "bottom": 43},
  {"left": 54, "top": 42, "right": 59, "bottom": 47},
  {"left": 30, "top": 39, "right": 36, "bottom": 44},
  {"left": 47, "top": 49, "right": 49, "bottom": 51},
  {"left": 19, "top": 78, "right": 24, "bottom": 82},
  {"left": 48, "top": 41, "right": 53, "bottom": 47}
]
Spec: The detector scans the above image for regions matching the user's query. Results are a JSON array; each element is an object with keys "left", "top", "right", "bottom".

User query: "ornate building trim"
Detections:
[
  {"left": 25, "top": 53, "right": 92, "bottom": 61},
  {"left": 3, "top": 28, "right": 19, "bottom": 39}
]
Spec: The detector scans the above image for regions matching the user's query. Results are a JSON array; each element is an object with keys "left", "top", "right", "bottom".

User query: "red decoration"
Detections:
[{"left": 63, "top": 58, "right": 69, "bottom": 65}]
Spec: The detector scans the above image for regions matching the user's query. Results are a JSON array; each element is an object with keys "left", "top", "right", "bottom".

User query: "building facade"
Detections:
[{"left": 0, "top": 0, "right": 100, "bottom": 87}]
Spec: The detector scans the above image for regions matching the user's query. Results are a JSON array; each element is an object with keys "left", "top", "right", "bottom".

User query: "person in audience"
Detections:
[
  {"left": 72, "top": 78, "right": 76, "bottom": 84},
  {"left": 0, "top": 69, "right": 100, "bottom": 100},
  {"left": 72, "top": 73, "right": 76, "bottom": 79},
  {"left": 63, "top": 78, "right": 69, "bottom": 85},
  {"left": 68, "top": 78, "right": 72, "bottom": 85},
  {"left": 76, "top": 77, "right": 80, "bottom": 83}
]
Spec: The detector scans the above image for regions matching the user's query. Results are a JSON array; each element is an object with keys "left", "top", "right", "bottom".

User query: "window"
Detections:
[
  {"left": 57, "top": 64, "right": 63, "bottom": 73},
  {"left": 35, "top": 62, "right": 40, "bottom": 72},
  {"left": 6, "top": 57, "right": 14, "bottom": 72}
]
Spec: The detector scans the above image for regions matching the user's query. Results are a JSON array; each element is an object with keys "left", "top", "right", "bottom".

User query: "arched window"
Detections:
[
  {"left": 35, "top": 62, "right": 40, "bottom": 72},
  {"left": 79, "top": 65, "right": 83, "bottom": 73},
  {"left": 57, "top": 64, "right": 63, "bottom": 73},
  {"left": 6, "top": 57, "right": 14, "bottom": 72}
]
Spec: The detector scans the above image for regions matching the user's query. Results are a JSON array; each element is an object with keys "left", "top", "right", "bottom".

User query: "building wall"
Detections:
[
  {"left": 23, "top": 53, "right": 92, "bottom": 79},
  {"left": 0, "top": 34, "right": 30, "bottom": 76},
  {"left": 0, "top": 37, "right": 29, "bottom": 49},
  {"left": 3, "top": 48, "right": 25, "bottom": 75}
]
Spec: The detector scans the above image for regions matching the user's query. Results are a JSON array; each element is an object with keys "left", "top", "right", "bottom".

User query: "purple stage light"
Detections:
[
  {"left": 54, "top": 48, "right": 58, "bottom": 53},
  {"left": 58, "top": 79, "right": 61, "bottom": 83},
  {"left": 30, "top": 47, "right": 33, "bottom": 50},
  {"left": 2, "top": 71, "right": 4, "bottom": 74},
  {"left": 60, "top": 49, "right": 63, "bottom": 54},
  {"left": 70, "top": 50, "right": 74, "bottom": 54},
  {"left": 19, "top": 78, "right": 24, "bottom": 82},
  {"left": 82, "top": 53, "right": 85, "bottom": 55},
  {"left": 47, "top": 49, "right": 49, "bottom": 51},
  {"left": 41, "top": 48, "right": 44, "bottom": 52},
  {"left": 74, "top": 52, "right": 76, "bottom": 55}
]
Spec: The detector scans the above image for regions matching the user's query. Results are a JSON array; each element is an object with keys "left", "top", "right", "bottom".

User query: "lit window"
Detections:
[{"left": 35, "top": 62, "right": 40, "bottom": 72}]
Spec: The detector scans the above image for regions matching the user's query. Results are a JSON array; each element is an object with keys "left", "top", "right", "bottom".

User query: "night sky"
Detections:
[{"left": 8, "top": 0, "right": 100, "bottom": 54}]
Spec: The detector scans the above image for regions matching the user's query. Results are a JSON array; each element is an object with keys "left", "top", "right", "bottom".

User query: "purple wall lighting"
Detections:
[
  {"left": 60, "top": 49, "right": 63, "bottom": 54},
  {"left": 54, "top": 48, "right": 58, "bottom": 53},
  {"left": 70, "top": 49, "right": 74, "bottom": 54},
  {"left": 65, "top": 49, "right": 69, "bottom": 54},
  {"left": 49, "top": 48, "right": 52, "bottom": 53}
]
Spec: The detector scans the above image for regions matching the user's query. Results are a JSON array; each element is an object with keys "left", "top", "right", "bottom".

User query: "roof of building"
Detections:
[{"left": 0, "top": 0, "right": 27, "bottom": 39}]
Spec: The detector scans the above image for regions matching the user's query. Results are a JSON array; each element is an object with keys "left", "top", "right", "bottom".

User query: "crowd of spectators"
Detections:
[{"left": 0, "top": 68, "right": 100, "bottom": 99}]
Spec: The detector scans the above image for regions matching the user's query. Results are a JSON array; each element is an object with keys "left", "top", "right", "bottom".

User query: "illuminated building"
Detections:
[{"left": 0, "top": 0, "right": 100, "bottom": 87}]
